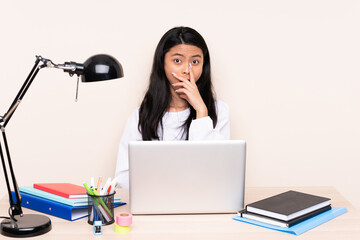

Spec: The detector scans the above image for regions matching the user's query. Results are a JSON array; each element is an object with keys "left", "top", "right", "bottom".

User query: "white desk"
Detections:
[{"left": 1, "top": 186, "right": 359, "bottom": 239}]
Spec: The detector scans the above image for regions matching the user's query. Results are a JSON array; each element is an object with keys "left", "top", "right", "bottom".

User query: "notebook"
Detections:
[
  {"left": 34, "top": 183, "right": 87, "bottom": 199},
  {"left": 238, "top": 205, "right": 332, "bottom": 228},
  {"left": 128, "top": 140, "right": 246, "bottom": 214},
  {"left": 233, "top": 207, "right": 348, "bottom": 235},
  {"left": 246, "top": 190, "right": 331, "bottom": 221}
]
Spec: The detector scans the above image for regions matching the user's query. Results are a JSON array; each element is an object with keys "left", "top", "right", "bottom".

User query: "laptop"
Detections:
[{"left": 128, "top": 140, "right": 246, "bottom": 214}]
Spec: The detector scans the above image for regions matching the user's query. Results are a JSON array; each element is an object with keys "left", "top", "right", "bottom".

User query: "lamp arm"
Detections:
[
  {"left": 2, "top": 56, "right": 44, "bottom": 127},
  {"left": 2, "top": 56, "right": 84, "bottom": 127},
  {"left": 0, "top": 55, "right": 86, "bottom": 220},
  {"left": 0, "top": 128, "right": 23, "bottom": 219},
  {"left": 0, "top": 56, "right": 47, "bottom": 219}
]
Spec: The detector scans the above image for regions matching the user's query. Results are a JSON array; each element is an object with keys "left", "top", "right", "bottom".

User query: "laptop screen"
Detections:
[{"left": 129, "top": 140, "right": 246, "bottom": 214}]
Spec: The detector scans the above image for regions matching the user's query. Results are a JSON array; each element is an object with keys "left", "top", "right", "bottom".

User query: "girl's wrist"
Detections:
[{"left": 195, "top": 105, "right": 208, "bottom": 119}]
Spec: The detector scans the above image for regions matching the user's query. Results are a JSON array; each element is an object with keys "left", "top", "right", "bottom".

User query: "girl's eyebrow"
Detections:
[
  {"left": 171, "top": 53, "right": 185, "bottom": 57},
  {"left": 171, "top": 53, "right": 202, "bottom": 58}
]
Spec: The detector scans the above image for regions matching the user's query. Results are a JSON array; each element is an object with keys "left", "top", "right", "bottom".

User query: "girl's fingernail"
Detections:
[
  {"left": 172, "top": 83, "right": 176, "bottom": 86},
  {"left": 190, "top": 63, "right": 192, "bottom": 69},
  {"left": 175, "top": 89, "right": 178, "bottom": 92},
  {"left": 172, "top": 72, "right": 176, "bottom": 76}
]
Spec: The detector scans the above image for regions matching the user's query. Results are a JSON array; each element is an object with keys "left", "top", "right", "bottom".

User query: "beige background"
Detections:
[{"left": 0, "top": 0, "right": 359, "bottom": 209}]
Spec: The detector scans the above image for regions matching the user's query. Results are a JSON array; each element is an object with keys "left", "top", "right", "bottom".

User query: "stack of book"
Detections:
[
  {"left": 239, "top": 190, "right": 331, "bottom": 228},
  {"left": 11, "top": 183, "right": 125, "bottom": 221},
  {"left": 234, "top": 190, "right": 347, "bottom": 235}
]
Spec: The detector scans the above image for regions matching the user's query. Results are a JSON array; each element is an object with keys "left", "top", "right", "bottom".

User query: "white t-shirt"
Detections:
[{"left": 114, "top": 100, "right": 230, "bottom": 188}]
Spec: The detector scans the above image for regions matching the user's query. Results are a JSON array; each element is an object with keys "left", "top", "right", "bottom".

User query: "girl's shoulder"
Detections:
[
  {"left": 126, "top": 107, "right": 140, "bottom": 124},
  {"left": 215, "top": 99, "right": 229, "bottom": 112}
]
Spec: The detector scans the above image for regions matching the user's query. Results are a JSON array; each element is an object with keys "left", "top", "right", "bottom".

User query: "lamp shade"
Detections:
[{"left": 81, "top": 54, "right": 124, "bottom": 82}]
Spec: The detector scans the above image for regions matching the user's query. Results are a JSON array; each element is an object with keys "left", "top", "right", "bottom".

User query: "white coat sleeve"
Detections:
[
  {"left": 114, "top": 109, "right": 141, "bottom": 188},
  {"left": 188, "top": 100, "right": 230, "bottom": 140}
]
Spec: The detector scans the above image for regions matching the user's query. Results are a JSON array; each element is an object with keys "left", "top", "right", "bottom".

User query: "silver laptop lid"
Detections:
[{"left": 129, "top": 140, "right": 246, "bottom": 214}]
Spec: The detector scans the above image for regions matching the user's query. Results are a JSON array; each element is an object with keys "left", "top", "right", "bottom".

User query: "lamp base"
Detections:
[{"left": 1, "top": 214, "right": 51, "bottom": 238}]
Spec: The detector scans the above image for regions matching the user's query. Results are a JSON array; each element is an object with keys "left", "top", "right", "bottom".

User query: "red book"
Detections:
[{"left": 33, "top": 183, "right": 88, "bottom": 199}]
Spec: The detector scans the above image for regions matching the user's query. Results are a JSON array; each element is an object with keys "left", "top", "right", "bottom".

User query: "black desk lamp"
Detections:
[{"left": 0, "top": 54, "right": 124, "bottom": 238}]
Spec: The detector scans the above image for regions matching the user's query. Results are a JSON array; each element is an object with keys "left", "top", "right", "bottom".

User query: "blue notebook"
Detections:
[
  {"left": 233, "top": 207, "right": 347, "bottom": 235},
  {"left": 11, "top": 191, "right": 126, "bottom": 221}
]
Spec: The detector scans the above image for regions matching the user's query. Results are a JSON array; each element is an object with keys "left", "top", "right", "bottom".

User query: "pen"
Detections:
[
  {"left": 84, "top": 183, "right": 113, "bottom": 218},
  {"left": 105, "top": 185, "right": 112, "bottom": 209},
  {"left": 92, "top": 196, "right": 111, "bottom": 223},
  {"left": 90, "top": 205, "right": 94, "bottom": 222},
  {"left": 90, "top": 187, "right": 113, "bottom": 218},
  {"left": 83, "top": 182, "right": 95, "bottom": 196},
  {"left": 90, "top": 177, "right": 95, "bottom": 189},
  {"left": 100, "top": 178, "right": 111, "bottom": 196},
  {"left": 83, "top": 182, "right": 97, "bottom": 221},
  {"left": 96, "top": 177, "right": 102, "bottom": 194},
  {"left": 109, "top": 178, "right": 117, "bottom": 194}
]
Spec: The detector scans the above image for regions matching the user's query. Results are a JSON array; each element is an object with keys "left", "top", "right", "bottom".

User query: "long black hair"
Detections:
[{"left": 138, "top": 26, "right": 217, "bottom": 140}]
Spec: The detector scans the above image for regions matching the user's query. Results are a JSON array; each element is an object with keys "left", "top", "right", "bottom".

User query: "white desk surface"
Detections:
[{"left": 1, "top": 186, "right": 359, "bottom": 239}]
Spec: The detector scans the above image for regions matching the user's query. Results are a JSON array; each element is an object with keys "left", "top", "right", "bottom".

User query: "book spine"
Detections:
[
  {"left": 11, "top": 191, "right": 73, "bottom": 220},
  {"left": 287, "top": 205, "right": 332, "bottom": 227}
]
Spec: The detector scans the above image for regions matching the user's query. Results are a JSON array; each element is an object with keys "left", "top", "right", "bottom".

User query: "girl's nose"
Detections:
[{"left": 182, "top": 63, "right": 190, "bottom": 75}]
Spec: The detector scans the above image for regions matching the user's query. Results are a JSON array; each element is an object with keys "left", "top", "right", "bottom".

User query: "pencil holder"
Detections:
[{"left": 87, "top": 191, "right": 115, "bottom": 225}]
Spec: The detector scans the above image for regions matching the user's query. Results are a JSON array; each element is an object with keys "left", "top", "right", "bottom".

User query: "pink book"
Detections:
[{"left": 34, "top": 183, "right": 88, "bottom": 199}]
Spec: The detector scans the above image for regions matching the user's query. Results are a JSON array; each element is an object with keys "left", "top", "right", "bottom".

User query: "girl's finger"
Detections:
[
  {"left": 172, "top": 82, "right": 192, "bottom": 90},
  {"left": 178, "top": 94, "right": 189, "bottom": 101},
  {"left": 172, "top": 73, "right": 193, "bottom": 89},
  {"left": 189, "top": 63, "right": 195, "bottom": 84},
  {"left": 175, "top": 88, "right": 188, "bottom": 94},
  {"left": 171, "top": 72, "right": 188, "bottom": 82},
  {"left": 175, "top": 88, "right": 191, "bottom": 99}
]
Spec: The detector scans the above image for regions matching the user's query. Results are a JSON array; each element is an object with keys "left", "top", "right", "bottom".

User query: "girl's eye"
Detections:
[
  {"left": 192, "top": 60, "right": 200, "bottom": 65},
  {"left": 174, "top": 59, "right": 181, "bottom": 64}
]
